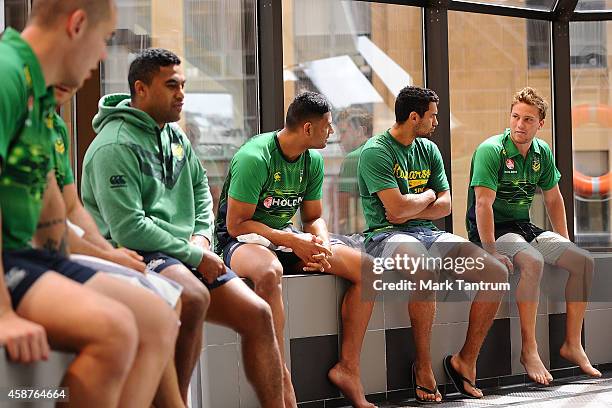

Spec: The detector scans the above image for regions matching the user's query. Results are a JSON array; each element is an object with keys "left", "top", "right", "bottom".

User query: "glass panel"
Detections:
[
  {"left": 570, "top": 21, "right": 612, "bottom": 248},
  {"left": 3, "top": 0, "right": 28, "bottom": 31},
  {"left": 282, "top": 0, "right": 424, "bottom": 234},
  {"left": 576, "top": 0, "right": 612, "bottom": 12},
  {"left": 448, "top": 12, "right": 552, "bottom": 238},
  {"left": 101, "top": 0, "right": 258, "bottom": 211},
  {"left": 453, "top": 0, "right": 555, "bottom": 11}
]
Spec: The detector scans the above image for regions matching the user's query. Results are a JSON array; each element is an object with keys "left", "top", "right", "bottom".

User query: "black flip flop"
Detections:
[
  {"left": 412, "top": 363, "right": 442, "bottom": 404},
  {"left": 443, "top": 355, "right": 482, "bottom": 399}
]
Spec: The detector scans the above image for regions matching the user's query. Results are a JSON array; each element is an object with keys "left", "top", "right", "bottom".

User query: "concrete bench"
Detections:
[
  {"left": 0, "top": 349, "right": 73, "bottom": 408},
  {"left": 195, "top": 255, "right": 612, "bottom": 408}
]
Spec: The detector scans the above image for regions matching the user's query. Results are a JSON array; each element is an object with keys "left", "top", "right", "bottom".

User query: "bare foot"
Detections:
[
  {"left": 560, "top": 343, "right": 602, "bottom": 378},
  {"left": 328, "top": 363, "right": 376, "bottom": 408},
  {"left": 282, "top": 366, "right": 298, "bottom": 408},
  {"left": 520, "top": 350, "right": 553, "bottom": 385},
  {"left": 413, "top": 363, "right": 442, "bottom": 403},
  {"left": 450, "top": 355, "right": 483, "bottom": 398}
]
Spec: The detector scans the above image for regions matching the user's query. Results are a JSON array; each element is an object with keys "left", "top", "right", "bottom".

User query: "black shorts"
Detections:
[
  {"left": 220, "top": 231, "right": 350, "bottom": 275},
  {"left": 3, "top": 249, "right": 98, "bottom": 309},
  {"left": 470, "top": 221, "right": 546, "bottom": 243},
  {"left": 138, "top": 251, "right": 236, "bottom": 290}
]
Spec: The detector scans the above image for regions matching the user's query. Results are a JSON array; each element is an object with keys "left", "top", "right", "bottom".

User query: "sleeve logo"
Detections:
[
  {"left": 54, "top": 138, "right": 65, "bottom": 154},
  {"left": 109, "top": 175, "right": 127, "bottom": 188}
]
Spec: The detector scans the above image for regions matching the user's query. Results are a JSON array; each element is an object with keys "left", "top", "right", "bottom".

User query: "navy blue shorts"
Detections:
[
  {"left": 221, "top": 232, "right": 349, "bottom": 275},
  {"left": 3, "top": 249, "right": 97, "bottom": 309},
  {"left": 139, "top": 251, "right": 236, "bottom": 290}
]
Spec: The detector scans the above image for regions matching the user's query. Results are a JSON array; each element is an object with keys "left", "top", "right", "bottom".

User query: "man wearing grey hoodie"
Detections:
[{"left": 82, "top": 48, "right": 284, "bottom": 407}]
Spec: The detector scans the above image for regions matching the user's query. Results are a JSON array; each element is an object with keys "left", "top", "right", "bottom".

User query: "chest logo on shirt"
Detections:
[
  {"left": 532, "top": 157, "right": 540, "bottom": 172},
  {"left": 263, "top": 195, "right": 303, "bottom": 209},
  {"left": 274, "top": 172, "right": 281, "bottom": 182},
  {"left": 505, "top": 158, "right": 515, "bottom": 170},
  {"left": 393, "top": 164, "right": 431, "bottom": 192},
  {"left": 54, "top": 138, "right": 65, "bottom": 154},
  {"left": 300, "top": 169, "right": 304, "bottom": 183},
  {"left": 171, "top": 143, "right": 185, "bottom": 161}
]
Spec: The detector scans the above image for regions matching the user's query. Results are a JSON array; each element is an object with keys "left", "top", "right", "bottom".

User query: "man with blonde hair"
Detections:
[{"left": 467, "top": 86, "right": 600, "bottom": 385}]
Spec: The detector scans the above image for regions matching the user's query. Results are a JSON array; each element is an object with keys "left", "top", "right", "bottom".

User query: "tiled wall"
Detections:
[{"left": 196, "top": 255, "right": 612, "bottom": 407}]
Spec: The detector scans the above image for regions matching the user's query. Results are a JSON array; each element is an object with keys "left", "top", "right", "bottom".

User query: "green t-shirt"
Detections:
[
  {"left": 466, "top": 129, "right": 561, "bottom": 241},
  {"left": 50, "top": 113, "right": 74, "bottom": 191},
  {"left": 0, "top": 28, "right": 56, "bottom": 250},
  {"left": 215, "top": 132, "right": 324, "bottom": 252},
  {"left": 338, "top": 145, "right": 364, "bottom": 194},
  {"left": 358, "top": 130, "right": 450, "bottom": 240}
]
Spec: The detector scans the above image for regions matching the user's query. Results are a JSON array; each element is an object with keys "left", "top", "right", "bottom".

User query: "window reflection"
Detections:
[{"left": 282, "top": 0, "right": 424, "bottom": 234}]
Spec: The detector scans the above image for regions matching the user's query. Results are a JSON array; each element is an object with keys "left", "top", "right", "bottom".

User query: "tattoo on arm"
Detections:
[
  {"left": 37, "top": 218, "right": 65, "bottom": 230},
  {"left": 42, "top": 230, "right": 68, "bottom": 256}
]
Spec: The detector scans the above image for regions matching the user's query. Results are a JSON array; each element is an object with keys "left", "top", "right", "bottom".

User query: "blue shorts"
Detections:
[
  {"left": 221, "top": 231, "right": 349, "bottom": 275},
  {"left": 3, "top": 249, "right": 98, "bottom": 309},
  {"left": 366, "top": 227, "right": 446, "bottom": 258},
  {"left": 139, "top": 251, "right": 236, "bottom": 290}
]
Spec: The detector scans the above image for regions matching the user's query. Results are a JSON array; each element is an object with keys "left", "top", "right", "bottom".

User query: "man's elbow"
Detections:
[
  {"left": 442, "top": 201, "right": 452, "bottom": 217},
  {"left": 475, "top": 198, "right": 493, "bottom": 214},
  {"left": 226, "top": 220, "right": 242, "bottom": 238}
]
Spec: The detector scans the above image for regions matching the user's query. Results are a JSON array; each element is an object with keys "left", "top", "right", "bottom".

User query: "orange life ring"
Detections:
[{"left": 572, "top": 104, "right": 612, "bottom": 197}]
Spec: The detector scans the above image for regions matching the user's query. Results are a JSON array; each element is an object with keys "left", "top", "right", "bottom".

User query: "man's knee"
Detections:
[
  {"left": 517, "top": 252, "right": 545, "bottom": 282},
  {"left": 160, "top": 263, "right": 210, "bottom": 319},
  {"left": 252, "top": 261, "right": 283, "bottom": 296},
  {"left": 181, "top": 281, "right": 210, "bottom": 322},
  {"left": 239, "top": 298, "right": 275, "bottom": 336},
  {"left": 484, "top": 257, "right": 509, "bottom": 284},
  {"left": 95, "top": 302, "right": 139, "bottom": 374},
  {"left": 142, "top": 296, "right": 181, "bottom": 351}
]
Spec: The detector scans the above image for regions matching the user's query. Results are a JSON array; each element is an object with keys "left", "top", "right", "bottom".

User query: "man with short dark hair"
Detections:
[
  {"left": 0, "top": 2, "right": 180, "bottom": 407},
  {"left": 216, "top": 92, "right": 376, "bottom": 408},
  {"left": 336, "top": 107, "right": 373, "bottom": 234},
  {"left": 467, "top": 86, "right": 600, "bottom": 385},
  {"left": 358, "top": 85, "right": 507, "bottom": 402},
  {"left": 82, "top": 47, "right": 284, "bottom": 407}
]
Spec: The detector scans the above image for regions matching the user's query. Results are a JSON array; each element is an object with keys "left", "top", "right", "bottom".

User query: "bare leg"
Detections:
[
  {"left": 160, "top": 264, "right": 211, "bottom": 402},
  {"left": 17, "top": 272, "right": 138, "bottom": 408},
  {"left": 445, "top": 244, "right": 507, "bottom": 398},
  {"left": 555, "top": 247, "right": 601, "bottom": 377},
  {"left": 154, "top": 298, "right": 186, "bottom": 408},
  {"left": 230, "top": 244, "right": 295, "bottom": 408},
  {"left": 207, "top": 278, "right": 284, "bottom": 408},
  {"left": 85, "top": 273, "right": 179, "bottom": 408},
  {"left": 513, "top": 249, "right": 553, "bottom": 385},
  {"left": 324, "top": 245, "right": 376, "bottom": 408},
  {"left": 392, "top": 241, "right": 440, "bottom": 403}
]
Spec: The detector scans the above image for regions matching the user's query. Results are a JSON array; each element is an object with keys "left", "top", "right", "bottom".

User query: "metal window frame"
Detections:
[{"left": 58, "top": 0, "right": 611, "bottom": 242}]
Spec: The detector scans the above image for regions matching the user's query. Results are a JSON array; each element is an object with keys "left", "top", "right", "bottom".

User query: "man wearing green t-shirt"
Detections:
[
  {"left": 0, "top": 2, "right": 180, "bottom": 407},
  {"left": 358, "top": 86, "right": 508, "bottom": 402},
  {"left": 336, "top": 107, "right": 372, "bottom": 234},
  {"left": 467, "top": 87, "right": 600, "bottom": 385},
  {"left": 216, "top": 92, "right": 376, "bottom": 408}
]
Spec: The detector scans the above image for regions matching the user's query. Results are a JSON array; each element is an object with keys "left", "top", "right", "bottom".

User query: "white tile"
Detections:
[
  {"left": 287, "top": 274, "right": 338, "bottom": 338},
  {"left": 359, "top": 330, "right": 387, "bottom": 394},
  {"left": 585, "top": 308, "right": 612, "bottom": 365}
]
